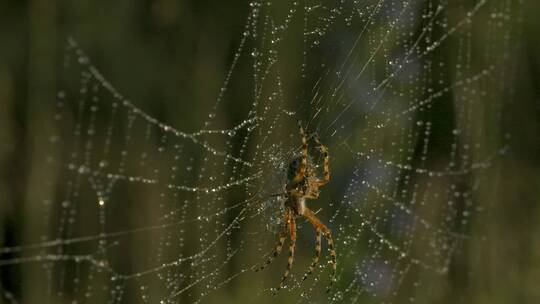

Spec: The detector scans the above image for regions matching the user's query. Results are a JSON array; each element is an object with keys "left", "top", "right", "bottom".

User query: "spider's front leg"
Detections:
[
  {"left": 288, "top": 121, "right": 309, "bottom": 188},
  {"left": 312, "top": 135, "right": 330, "bottom": 187}
]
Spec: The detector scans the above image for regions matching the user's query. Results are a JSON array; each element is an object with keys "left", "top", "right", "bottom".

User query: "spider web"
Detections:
[{"left": 0, "top": 0, "right": 521, "bottom": 303}]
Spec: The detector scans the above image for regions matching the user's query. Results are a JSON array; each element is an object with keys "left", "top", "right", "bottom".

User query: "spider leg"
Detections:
[
  {"left": 276, "top": 212, "right": 296, "bottom": 292},
  {"left": 288, "top": 121, "right": 308, "bottom": 188},
  {"left": 302, "top": 229, "right": 321, "bottom": 282},
  {"left": 303, "top": 207, "right": 337, "bottom": 293},
  {"left": 311, "top": 135, "right": 330, "bottom": 187},
  {"left": 256, "top": 209, "right": 290, "bottom": 272}
]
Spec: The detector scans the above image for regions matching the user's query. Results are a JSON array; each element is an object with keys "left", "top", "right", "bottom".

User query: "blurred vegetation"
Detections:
[{"left": 0, "top": 0, "right": 539, "bottom": 303}]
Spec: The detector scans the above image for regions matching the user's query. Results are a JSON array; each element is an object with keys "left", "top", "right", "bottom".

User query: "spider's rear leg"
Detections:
[
  {"left": 256, "top": 230, "right": 288, "bottom": 272},
  {"left": 255, "top": 210, "right": 290, "bottom": 272},
  {"left": 324, "top": 230, "right": 337, "bottom": 292},
  {"left": 275, "top": 213, "right": 296, "bottom": 292},
  {"left": 302, "top": 229, "right": 321, "bottom": 282},
  {"left": 303, "top": 207, "right": 337, "bottom": 293}
]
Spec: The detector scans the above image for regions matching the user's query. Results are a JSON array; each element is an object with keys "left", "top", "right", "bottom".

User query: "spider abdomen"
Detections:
[{"left": 286, "top": 196, "right": 306, "bottom": 216}]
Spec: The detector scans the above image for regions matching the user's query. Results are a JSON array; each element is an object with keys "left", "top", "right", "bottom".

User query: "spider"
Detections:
[{"left": 255, "top": 121, "right": 337, "bottom": 293}]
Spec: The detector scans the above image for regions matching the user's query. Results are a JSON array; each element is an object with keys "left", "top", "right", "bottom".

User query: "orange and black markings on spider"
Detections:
[{"left": 255, "top": 121, "right": 337, "bottom": 294}]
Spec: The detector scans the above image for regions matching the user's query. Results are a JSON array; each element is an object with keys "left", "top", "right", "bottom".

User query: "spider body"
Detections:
[{"left": 256, "top": 121, "right": 337, "bottom": 293}]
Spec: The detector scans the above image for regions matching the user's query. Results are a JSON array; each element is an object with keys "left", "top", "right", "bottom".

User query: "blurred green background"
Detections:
[{"left": 0, "top": 0, "right": 539, "bottom": 303}]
